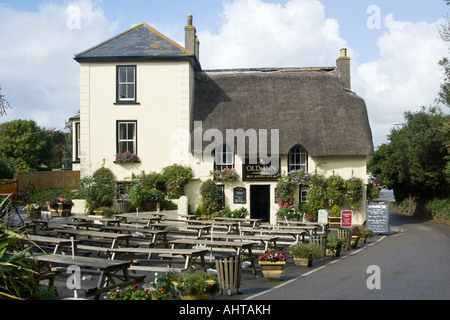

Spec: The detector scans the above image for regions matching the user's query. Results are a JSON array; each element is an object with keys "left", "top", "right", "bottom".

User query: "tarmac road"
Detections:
[{"left": 238, "top": 213, "right": 450, "bottom": 300}]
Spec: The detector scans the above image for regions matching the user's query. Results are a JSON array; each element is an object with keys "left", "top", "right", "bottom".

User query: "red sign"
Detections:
[{"left": 341, "top": 210, "right": 353, "bottom": 228}]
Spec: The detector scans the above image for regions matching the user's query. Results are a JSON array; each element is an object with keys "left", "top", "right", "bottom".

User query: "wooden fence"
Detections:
[
  {"left": 17, "top": 170, "right": 80, "bottom": 192},
  {"left": 0, "top": 179, "right": 18, "bottom": 200}
]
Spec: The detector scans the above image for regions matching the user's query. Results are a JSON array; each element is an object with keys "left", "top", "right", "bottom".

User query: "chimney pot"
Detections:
[{"left": 187, "top": 14, "right": 193, "bottom": 26}]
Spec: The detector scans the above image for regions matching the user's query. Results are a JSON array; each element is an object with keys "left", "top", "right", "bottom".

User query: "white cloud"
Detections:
[
  {"left": 353, "top": 14, "right": 449, "bottom": 147},
  {"left": 0, "top": 0, "right": 116, "bottom": 130},
  {"left": 198, "top": 0, "right": 347, "bottom": 69}
]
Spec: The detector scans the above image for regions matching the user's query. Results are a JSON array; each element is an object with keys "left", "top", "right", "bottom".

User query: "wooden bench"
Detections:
[{"left": 30, "top": 254, "right": 144, "bottom": 300}]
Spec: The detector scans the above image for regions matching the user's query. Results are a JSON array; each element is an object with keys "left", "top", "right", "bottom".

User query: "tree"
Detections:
[
  {"left": 0, "top": 120, "right": 54, "bottom": 172},
  {"left": 368, "top": 107, "right": 450, "bottom": 202},
  {"left": 0, "top": 86, "right": 10, "bottom": 116}
]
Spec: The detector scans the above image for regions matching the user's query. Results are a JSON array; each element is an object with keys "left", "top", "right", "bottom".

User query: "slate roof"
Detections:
[{"left": 74, "top": 23, "right": 200, "bottom": 69}]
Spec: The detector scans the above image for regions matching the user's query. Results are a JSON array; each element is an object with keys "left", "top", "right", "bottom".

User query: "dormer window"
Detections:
[
  {"left": 288, "top": 144, "right": 308, "bottom": 172},
  {"left": 116, "top": 66, "right": 137, "bottom": 103}
]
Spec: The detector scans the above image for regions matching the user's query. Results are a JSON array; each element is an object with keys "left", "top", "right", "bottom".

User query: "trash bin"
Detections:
[{"left": 215, "top": 254, "right": 242, "bottom": 296}]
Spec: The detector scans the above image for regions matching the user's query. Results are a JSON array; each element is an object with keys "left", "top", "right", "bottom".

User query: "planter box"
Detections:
[
  {"left": 27, "top": 211, "right": 41, "bottom": 220},
  {"left": 258, "top": 261, "right": 286, "bottom": 281},
  {"left": 326, "top": 248, "right": 341, "bottom": 258},
  {"left": 328, "top": 217, "right": 341, "bottom": 229},
  {"left": 293, "top": 257, "right": 313, "bottom": 267},
  {"left": 351, "top": 235, "right": 360, "bottom": 248},
  {"left": 50, "top": 203, "right": 73, "bottom": 217}
]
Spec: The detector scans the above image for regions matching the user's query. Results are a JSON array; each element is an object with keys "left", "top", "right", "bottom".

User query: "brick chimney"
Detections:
[
  {"left": 185, "top": 14, "right": 199, "bottom": 60},
  {"left": 336, "top": 48, "right": 351, "bottom": 90}
]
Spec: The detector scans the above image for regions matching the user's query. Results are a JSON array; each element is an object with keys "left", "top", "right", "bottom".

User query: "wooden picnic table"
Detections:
[
  {"left": 29, "top": 253, "right": 143, "bottom": 300},
  {"left": 258, "top": 224, "right": 321, "bottom": 234},
  {"left": 201, "top": 233, "right": 279, "bottom": 251},
  {"left": 20, "top": 234, "right": 79, "bottom": 255},
  {"left": 240, "top": 227, "right": 308, "bottom": 244},
  {"left": 29, "top": 219, "right": 92, "bottom": 233},
  {"left": 71, "top": 215, "right": 121, "bottom": 227},
  {"left": 212, "top": 217, "right": 262, "bottom": 228},
  {"left": 169, "top": 238, "right": 257, "bottom": 275},
  {"left": 187, "top": 219, "right": 240, "bottom": 234},
  {"left": 150, "top": 222, "right": 211, "bottom": 237},
  {"left": 108, "top": 247, "right": 208, "bottom": 270},
  {"left": 55, "top": 228, "right": 131, "bottom": 250},
  {"left": 113, "top": 213, "right": 161, "bottom": 226},
  {"left": 101, "top": 226, "right": 168, "bottom": 246}
]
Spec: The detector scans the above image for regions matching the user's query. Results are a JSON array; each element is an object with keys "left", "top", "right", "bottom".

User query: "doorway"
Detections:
[{"left": 250, "top": 185, "right": 270, "bottom": 222}]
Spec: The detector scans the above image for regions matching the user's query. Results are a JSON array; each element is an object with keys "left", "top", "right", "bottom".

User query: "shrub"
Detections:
[
  {"left": 289, "top": 243, "right": 322, "bottom": 259},
  {"left": 128, "top": 181, "right": 165, "bottom": 210},
  {"left": 199, "top": 179, "right": 221, "bottom": 215},
  {"left": 79, "top": 167, "right": 116, "bottom": 213},
  {"left": 162, "top": 164, "right": 193, "bottom": 199}
]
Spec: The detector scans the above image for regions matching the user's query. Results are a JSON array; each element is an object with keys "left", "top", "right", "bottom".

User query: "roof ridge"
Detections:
[{"left": 74, "top": 23, "right": 194, "bottom": 59}]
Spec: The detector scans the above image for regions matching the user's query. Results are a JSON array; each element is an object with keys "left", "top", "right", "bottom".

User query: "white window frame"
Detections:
[
  {"left": 214, "top": 144, "right": 235, "bottom": 171},
  {"left": 288, "top": 145, "right": 308, "bottom": 172},
  {"left": 117, "top": 66, "right": 136, "bottom": 102}
]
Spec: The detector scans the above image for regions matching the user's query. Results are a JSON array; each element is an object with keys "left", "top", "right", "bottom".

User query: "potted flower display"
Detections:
[
  {"left": 326, "top": 235, "right": 345, "bottom": 258},
  {"left": 115, "top": 151, "right": 140, "bottom": 164},
  {"left": 24, "top": 203, "right": 42, "bottom": 220},
  {"left": 210, "top": 168, "right": 238, "bottom": 182},
  {"left": 358, "top": 226, "right": 374, "bottom": 244},
  {"left": 350, "top": 226, "right": 360, "bottom": 248},
  {"left": 46, "top": 195, "right": 74, "bottom": 217},
  {"left": 289, "top": 243, "right": 322, "bottom": 267},
  {"left": 257, "top": 249, "right": 288, "bottom": 281},
  {"left": 169, "top": 270, "right": 219, "bottom": 300},
  {"left": 328, "top": 204, "right": 341, "bottom": 229},
  {"left": 106, "top": 277, "right": 177, "bottom": 300}
]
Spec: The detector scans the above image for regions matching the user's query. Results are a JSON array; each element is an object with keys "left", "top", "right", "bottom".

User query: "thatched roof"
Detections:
[{"left": 191, "top": 68, "right": 373, "bottom": 157}]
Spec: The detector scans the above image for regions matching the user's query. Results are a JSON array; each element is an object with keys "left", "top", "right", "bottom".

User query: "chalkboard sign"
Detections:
[
  {"left": 366, "top": 200, "right": 390, "bottom": 234},
  {"left": 233, "top": 187, "right": 246, "bottom": 204}
]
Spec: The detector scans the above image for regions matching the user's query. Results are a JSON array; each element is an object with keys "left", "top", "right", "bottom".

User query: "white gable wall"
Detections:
[{"left": 79, "top": 60, "right": 194, "bottom": 179}]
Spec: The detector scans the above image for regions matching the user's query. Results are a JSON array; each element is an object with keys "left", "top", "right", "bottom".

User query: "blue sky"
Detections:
[{"left": 0, "top": 0, "right": 449, "bottom": 149}]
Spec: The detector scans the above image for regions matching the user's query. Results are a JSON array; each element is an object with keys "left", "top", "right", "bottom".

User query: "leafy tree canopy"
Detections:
[
  {"left": 0, "top": 119, "right": 54, "bottom": 172},
  {"left": 368, "top": 107, "right": 450, "bottom": 202}
]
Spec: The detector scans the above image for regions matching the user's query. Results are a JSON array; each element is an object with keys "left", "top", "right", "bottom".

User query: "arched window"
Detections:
[
  {"left": 288, "top": 145, "right": 308, "bottom": 172},
  {"left": 213, "top": 144, "right": 234, "bottom": 171}
]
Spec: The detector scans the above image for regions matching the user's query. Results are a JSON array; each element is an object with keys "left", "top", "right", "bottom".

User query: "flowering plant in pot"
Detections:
[
  {"left": 46, "top": 195, "right": 74, "bottom": 217},
  {"left": 24, "top": 203, "right": 42, "bottom": 220},
  {"left": 258, "top": 249, "right": 288, "bottom": 281},
  {"left": 326, "top": 235, "right": 345, "bottom": 257},
  {"left": 358, "top": 226, "right": 374, "bottom": 244},
  {"left": 350, "top": 226, "right": 360, "bottom": 248},
  {"left": 115, "top": 151, "right": 139, "bottom": 164},
  {"left": 169, "top": 270, "right": 219, "bottom": 300}
]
